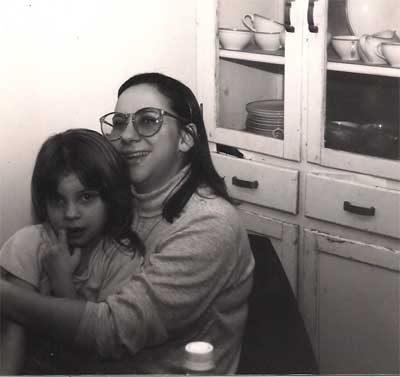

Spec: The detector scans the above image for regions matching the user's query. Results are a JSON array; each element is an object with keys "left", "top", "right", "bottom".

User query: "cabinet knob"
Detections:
[
  {"left": 343, "top": 201, "right": 375, "bottom": 216},
  {"left": 232, "top": 176, "right": 259, "bottom": 189}
]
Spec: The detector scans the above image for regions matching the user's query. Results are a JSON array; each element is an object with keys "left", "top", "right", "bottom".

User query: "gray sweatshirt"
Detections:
[{"left": 75, "top": 167, "right": 255, "bottom": 374}]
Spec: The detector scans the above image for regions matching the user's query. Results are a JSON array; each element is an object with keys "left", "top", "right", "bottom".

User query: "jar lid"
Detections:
[{"left": 184, "top": 341, "right": 215, "bottom": 371}]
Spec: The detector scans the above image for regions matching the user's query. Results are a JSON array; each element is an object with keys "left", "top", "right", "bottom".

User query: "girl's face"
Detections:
[
  {"left": 112, "top": 83, "right": 187, "bottom": 193},
  {"left": 46, "top": 173, "right": 107, "bottom": 252}
]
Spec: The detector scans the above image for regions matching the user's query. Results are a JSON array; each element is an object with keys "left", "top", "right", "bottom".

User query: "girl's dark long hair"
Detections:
[
  {"left": 31, "top": 128, "right": 144, "bottom": 254},
  {"left": 118, "top": 73, "right": 233, "bottom": 223}
]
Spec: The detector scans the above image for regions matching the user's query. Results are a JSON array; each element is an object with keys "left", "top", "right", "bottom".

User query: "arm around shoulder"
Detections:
[{"left": 73, "top": 202, "right": 252, "bottom": 359}]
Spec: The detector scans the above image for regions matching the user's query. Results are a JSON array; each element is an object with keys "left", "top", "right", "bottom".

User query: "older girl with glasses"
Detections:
[{"left": 0, "top": 73, "right": 254, "bottom": 374}]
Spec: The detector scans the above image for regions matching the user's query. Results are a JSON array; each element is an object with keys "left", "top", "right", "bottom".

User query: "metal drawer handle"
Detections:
[
  {"left": 343, "top": 201, "right": 375, "bottom": 216},
  {"left": 232, "top": 176, "right": 259, "bottom": 189},
  {"left": 307, "top": 0, "right": 319, "bottom": 33},
  {"left": 284, "top": 0, "right": 295, "bottom": 33}
]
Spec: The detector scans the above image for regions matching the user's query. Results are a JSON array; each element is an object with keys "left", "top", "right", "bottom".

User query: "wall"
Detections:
[{"left": 0, "top": 0, "right": 197, "bottom": 245}]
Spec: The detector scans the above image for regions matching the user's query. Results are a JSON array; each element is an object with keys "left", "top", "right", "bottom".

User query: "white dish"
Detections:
[
  {"left": 247, "top": 114, "right": 284, "bottom": 121},
  {"left": 346, "top": 0, "right": 400, "bottom": 36},
  {"left": 247, "top": 121, "right": 284, "bottom": 128},
  {"left": 246, "top": 99, "right": 284, "bottom": 113},
  {"left": 248, "top": 115, "right": 283, "bottom": 122},
  {"left": 247, "top": 112, "right": 284, "bottom": 119},
  {"left": 247, "top": 122, "right": 283, "bottom": 130}
]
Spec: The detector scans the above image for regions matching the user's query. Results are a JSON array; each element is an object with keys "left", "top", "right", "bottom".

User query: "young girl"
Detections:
[
  {"left": 0, "top": 73, "right": 255, "bottom": 374},
  {"left": 0, "top": 128, "right": 143, "bottom": 374}
]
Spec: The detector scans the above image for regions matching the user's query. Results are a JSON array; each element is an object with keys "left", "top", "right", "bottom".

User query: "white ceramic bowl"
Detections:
[
  {"left": 254, "top": 31, "right": 281, "bottom": 51},
  {"left": 380, "top": 42, "right": 400, "bottom": 67},
  {"left": 332, "top": 35, "right": 360, "bottom": 60},
  {"left": 219, "top": 28, "right": 252, "bottom": 51}
]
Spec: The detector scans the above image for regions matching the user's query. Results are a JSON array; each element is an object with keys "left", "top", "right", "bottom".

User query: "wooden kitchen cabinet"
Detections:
[
  {"left": 195, "top": 0, "right": 400, "bottom": 373},
  {"left": 307, "top": 0, "right": 400, "bottom": 180},
  {"left": 197, "top": 0, "right": 304, "bottom": 161},
  {"left": 212, "top": 153, "right": 299, "bottom": 214},
  {"left": 305, "top": 172, "right": 400, "bottom": 239},
  {"left": 302, "top": 229, "right": 400, "bottom": 374}
]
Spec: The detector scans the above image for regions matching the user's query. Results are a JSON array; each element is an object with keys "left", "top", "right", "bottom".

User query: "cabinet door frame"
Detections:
[
  {"left": 304, "top": 0, "right": 400, "bottom": 181},
  {"left": 195, "top": 0, "right": 304, "bottom": 161},
  {"left": 300, "top": 228, "right": 400, "bottom": 371},
  {"left": 240, "top": 209, "right": 299, "bottom": 296}
]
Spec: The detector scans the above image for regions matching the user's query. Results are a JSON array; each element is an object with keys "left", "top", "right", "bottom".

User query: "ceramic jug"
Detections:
[
  {"left": 358, "top": 30, "right": 400, "bottom": 64},
  {"left": 373, "top": 29, "right": 400, "bottom": 40}
]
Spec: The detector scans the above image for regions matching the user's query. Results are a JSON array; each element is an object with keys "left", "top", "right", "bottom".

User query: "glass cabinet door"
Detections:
[
  {"left": 196, "top": 0, "right": 304, "bottom": 161},
  {"left": 306, "top": 0, "right": 400, "bottom": 180}
]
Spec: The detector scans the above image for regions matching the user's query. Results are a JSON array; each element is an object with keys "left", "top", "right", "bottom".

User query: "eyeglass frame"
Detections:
[{"left": 99, "top": 107, "right": 190, "bottom": 140}]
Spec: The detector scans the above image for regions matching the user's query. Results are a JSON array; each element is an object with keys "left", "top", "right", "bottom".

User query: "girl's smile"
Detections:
[
  {"left": 111, "top": 84, "right": 187, "bottom": 193},
  {"left": 121, "top": 150, "right": 151, "bottom": 165}
]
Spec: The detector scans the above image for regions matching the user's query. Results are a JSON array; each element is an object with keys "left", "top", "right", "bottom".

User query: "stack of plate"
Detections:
[{"left": 245, "top": 99, "right": 284, "bottom": 139}]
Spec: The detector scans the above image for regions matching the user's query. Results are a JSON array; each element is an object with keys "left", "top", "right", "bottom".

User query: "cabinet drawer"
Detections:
[
  {"left": 305, "top": 173, "right": 400, "bottom": 239},
  {"left": 212, "top": 153, "right": 299, "bottom": 214}
]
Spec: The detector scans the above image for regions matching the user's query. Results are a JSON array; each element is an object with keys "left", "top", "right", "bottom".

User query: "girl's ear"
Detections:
[{"left": 178, "top": 123, "right": 197, "bottom": 152}]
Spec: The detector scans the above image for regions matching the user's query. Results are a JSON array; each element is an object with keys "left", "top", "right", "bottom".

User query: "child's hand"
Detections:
[
  {"left": 41, "top": 229, "right": 82, "bottom": 298},
  {"left": 43, "top": 229, "right": 82, "bottom": 276}
]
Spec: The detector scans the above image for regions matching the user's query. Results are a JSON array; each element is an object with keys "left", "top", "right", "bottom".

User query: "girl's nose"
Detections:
[
  {"left": 120, "top": 116, "right": 142, "bottom": 143},
  {"left": 64, "top": 202, "right": 81, "bottom": 219}
]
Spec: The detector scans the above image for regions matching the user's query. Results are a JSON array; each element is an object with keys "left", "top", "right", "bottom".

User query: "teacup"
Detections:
[
  {"left": 378, "top": 41, "right": 400, "bottom": 67},
  {"left": 331, "top": 35, "right": 360, "bottom": 61},
  {"left": 242, "top": 13, "right": 283, "bottom": 33},
  {"left": 254, "top": 31, "right": 281, "bottom": 51}
]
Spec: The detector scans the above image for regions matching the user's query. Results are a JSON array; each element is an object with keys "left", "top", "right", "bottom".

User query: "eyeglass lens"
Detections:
[{"left": 101, "top": 108, "right": 163, "bottom": 140}]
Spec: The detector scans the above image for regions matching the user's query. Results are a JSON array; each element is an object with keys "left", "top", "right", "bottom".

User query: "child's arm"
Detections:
[
  {"left": 48, "top": 270, "right": 78, "bottom": 299},
  {"left": 0, "top": 268, "right": 35, "bottom": 375}
]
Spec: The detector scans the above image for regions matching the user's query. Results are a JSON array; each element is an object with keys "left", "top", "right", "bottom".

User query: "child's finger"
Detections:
[{"left": 58, "top": 229, "right": 68, "bottom": 246}]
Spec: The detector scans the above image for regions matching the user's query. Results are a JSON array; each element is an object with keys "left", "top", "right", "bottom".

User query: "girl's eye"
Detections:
[
  {"left": 140, "top": 116, "right": 159, "bottom": 125},
  {"left": 80, "top": 192, "right": 99, "bottom": 203},
  {"left": 112, "top": 116, "right": 127, "bottom": 130},
  {"left": 50, "top": 195, "right": 65, "bottom": 207}
]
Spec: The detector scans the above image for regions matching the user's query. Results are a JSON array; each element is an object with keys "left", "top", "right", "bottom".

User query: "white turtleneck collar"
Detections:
[{"left": 131, "top": 165, "right": 191, "bottom": 218}]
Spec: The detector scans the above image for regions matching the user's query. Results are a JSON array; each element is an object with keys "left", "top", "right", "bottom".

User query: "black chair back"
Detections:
[{"left": 237, "top": 234, "right": 318, "bottom": 374}]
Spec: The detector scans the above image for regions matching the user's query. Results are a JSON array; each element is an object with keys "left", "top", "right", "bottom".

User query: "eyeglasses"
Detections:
[{"left": 100, "top": 107, "right": 189, "bottom": 140}]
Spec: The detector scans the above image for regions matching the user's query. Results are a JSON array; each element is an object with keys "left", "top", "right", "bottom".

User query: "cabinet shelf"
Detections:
[
  {"left": 327, "top": 60, "right": 400, "bottom": 78},
  {"left": 220, "top": 48, "right": 285, "bottom": 65},
  {"left": 211, "top": 127, "right": 284, "bottom": 158}
]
